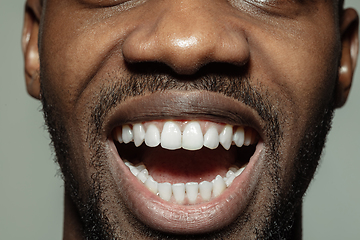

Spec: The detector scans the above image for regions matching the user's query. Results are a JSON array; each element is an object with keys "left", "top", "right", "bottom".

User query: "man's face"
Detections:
[{"left": 23, "top": 0, "right": 358, "bottom": 239}]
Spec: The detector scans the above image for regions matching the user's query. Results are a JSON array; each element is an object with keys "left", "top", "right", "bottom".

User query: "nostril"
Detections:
[
  {"left": 122, "top": 33, "right": 213, "bottom": 75},
  {"left": 121, "top": 3, "right": 250, "bottom": 76},
  {"left": 122, "top": 33, "right": 250, "bottom": 76}
]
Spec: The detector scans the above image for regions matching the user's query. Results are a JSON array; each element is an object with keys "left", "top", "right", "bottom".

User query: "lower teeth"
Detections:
[{"left": 124, "top": 160, "right": 246, "bottom": 204}]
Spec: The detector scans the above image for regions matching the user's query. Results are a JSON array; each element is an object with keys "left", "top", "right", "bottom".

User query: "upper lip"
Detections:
[{"left": 103, "top": 90, "right": 266, "bottom": 140}]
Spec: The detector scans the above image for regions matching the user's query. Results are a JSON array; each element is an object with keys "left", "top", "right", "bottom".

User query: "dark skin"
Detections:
[{"left": 23, "top": 0, "right": 358, "bottom": 239}]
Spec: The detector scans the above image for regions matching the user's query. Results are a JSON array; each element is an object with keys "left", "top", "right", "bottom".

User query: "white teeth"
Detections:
[
  {"left": 225, "top": 174, "right": 236, "bottom": 187},
  {"left": 186, "top": 182, "right": 199, "bottom": 204},
  {"left": 244, "top": 128, "right": 252, "bottom": 146},
  {"left": 125, "top": 160, "right": 247, "bottom": 204},
  {"left": 145, "top": 124, "right": 161, "bottom": 147},
  {"left": 136, "top": 164, "right": 146, "bottom": 172},
  {"left": 115, "top": 127, "right": 123, "bottom": 143},
  {"left": 203, "top": 126, "right": 220, "bottom": 149},
  {"left": 158, "top": 182, "right": 172, "bottom": 201},
  {"left": 133, "top": 123, "right": 145, "bottom": 147},
  {"left": 129, "top": 166, "right": 140, "bottom": 176},
  {"left": 124, "top": 161, "right": 132, "bottom": 168},
  {"left": 226, "top": 169, "right": 235, "bottom": 178},
  {"left": 182, "top": 121, "right": 204, "bottom": 150},
  {"left": 212, "top": 175, "right": 226, "bottom": 197},
  {"left": 122, "top": 125, "right": 133, "bottom": 144},
  {"left": 172, "top": 183, "right": 185, "bottom": 203},
  {"left": 118, "top": 122, "right": 256, "bottom": 203},
  {"left": 161, "top": 121, "right": 182, "bottom": 150},
  {"left": 137, "top": 169, "right": 149, "bottom": 183},
  {"left": 199, "top": 181, "right": 212, "bottom": 201},
  {"left": 115, "top": 121, "right": 258, "bottom": 151},
  {"left": 235, "top": 167, "right": 245, "bottom": 177},
  {"left": 144, "top": 176, "right": 158, "bottom": 194},
  {"left": 219, "top": 125, "right": 233, "bottom": 150},
  {"left": 233, "top": 127, "right": 245, "bottom": 147},
  {"left": 224, "top": 169, "right": 235, "bottom": 186}
]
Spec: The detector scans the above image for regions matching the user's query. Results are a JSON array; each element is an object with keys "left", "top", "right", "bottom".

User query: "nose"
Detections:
[{"left": 122, "top": 0, "right": 250, "bottom": 75}]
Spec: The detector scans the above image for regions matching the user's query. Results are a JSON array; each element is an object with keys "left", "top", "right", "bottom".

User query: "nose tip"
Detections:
[
  {"left": 122, "top": 2, "right": 250, "bottom": 75},
  {"left": 168, "top": 36, "right": 202, "bottom": 74}
]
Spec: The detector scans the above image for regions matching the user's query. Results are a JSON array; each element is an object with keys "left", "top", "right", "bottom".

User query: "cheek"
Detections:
[
  {"left": 251, "top": 22, "right": 340, "bottom": 122},
  {"left": 274, "top": 47, "right": 337, "bottom": 111},
  {"left": 245, "top": 19, "right": 340, "bottom": 173},
  {"left": 39, "top": 6, "right": 134, "bottom": 112}
]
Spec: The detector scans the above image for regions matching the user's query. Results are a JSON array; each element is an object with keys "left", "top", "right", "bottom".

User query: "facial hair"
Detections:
[{"left": 41, "top": 65, "right": 335, "bottom": 239}]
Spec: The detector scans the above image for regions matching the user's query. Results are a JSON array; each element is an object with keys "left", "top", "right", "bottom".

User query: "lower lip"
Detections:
[{"left": 108, "top": 140, "right": 264, "bottom": 234}]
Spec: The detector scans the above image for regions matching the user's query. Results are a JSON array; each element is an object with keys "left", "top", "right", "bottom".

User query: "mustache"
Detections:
[
  {"left": 40, "top": 63, "right": 285, "bottom": 239},
  {"left": 90, "top": 64, "right": 282, "bottom": 146}
]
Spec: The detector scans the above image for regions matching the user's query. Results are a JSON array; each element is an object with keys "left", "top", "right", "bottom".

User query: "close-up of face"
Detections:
[{"left": 22, "top": 0, "right": 359, "bottom": 239}]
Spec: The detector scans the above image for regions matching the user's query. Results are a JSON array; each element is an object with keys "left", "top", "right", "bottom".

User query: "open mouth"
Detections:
[
  {"left": 103, "top": 91, "right": 265, "bottom": 233},
  {"left": 112, "top": 120, "right": 260, "bottom": 205}
]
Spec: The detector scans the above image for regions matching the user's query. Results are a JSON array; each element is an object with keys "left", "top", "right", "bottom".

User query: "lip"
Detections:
[
  {"left": 103, "top": 91, "right": 266, "bottom": 138},
  {"left": 103, "top": 91, "right": 267, "bottom": 233}
]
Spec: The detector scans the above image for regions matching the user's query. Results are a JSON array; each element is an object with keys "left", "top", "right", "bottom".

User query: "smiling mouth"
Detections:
[
  {"left": 102, "top": 91, "right": 266, "bottom": 233},
  {"left": 112, "top": 120, "right": 260, "bottom": 205}
]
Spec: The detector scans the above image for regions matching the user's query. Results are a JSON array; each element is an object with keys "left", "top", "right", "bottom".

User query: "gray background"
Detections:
[{"left": 1, "top": 1, "right": 359, "bottom": 239}]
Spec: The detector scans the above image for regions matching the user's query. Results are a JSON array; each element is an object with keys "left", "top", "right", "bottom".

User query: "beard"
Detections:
[{"left": 41, "top": 65, "right": 335, "bottom": 239}]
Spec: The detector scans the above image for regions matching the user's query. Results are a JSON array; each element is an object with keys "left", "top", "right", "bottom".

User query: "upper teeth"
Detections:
[{"left": 114, "top": 120, "right": 257, "bottom": 150}]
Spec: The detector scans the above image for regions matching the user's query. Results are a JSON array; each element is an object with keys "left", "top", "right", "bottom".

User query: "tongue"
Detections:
[{"left": 141, "top": 147, "right": 237, "bottom": 184}]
